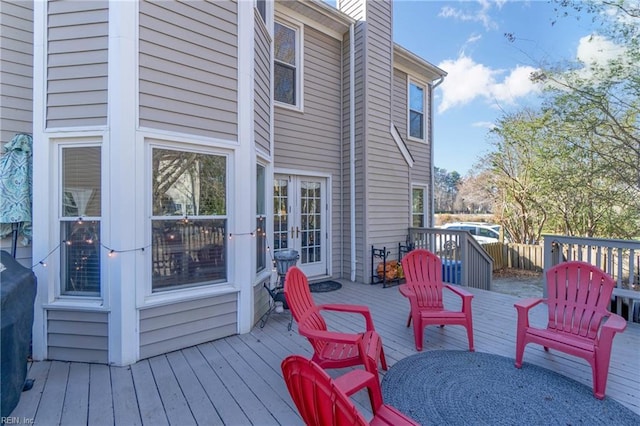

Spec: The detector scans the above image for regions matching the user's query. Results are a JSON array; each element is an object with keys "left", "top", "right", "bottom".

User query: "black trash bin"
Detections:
[
  {"left": 274, "top": 249, "right": 300, "bottom": 286},
  {"left": 1, "top": 250, "right": 37, "bottom": 417}
]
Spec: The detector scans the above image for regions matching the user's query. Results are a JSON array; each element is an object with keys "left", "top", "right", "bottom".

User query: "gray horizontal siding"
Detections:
[
  {"left": 274, "top": 27, "right": 342, "bottom": 170},
  {"left": 393, "top": 69, "right": 429, "bottom": 183},
  {"left": 138, "top": 0, "right": 238, "bottom": 140},
  {"left": 46, "top": 0, "right": 108, "bottom": 128},
  {"left": 339, "top": 32, "right": 352, "bottom": 278},
  {"left": 274, "top": 26, "right": 344, "bottom": 278},
  {"left": 253, "top": 279, "right": 271, "bottom": 325},
  {"left": 362, "top": 1, "right": 409, "bottom": 278},
  {"left": 0, "top": 1, "right": 33, "bottom": 142},
  {"left": 367, "top": 0, "right": 407, "bottom": 246},
  {"left": 47, "top": 310, "right": 108, "bottom": 364},
  {"left": 139, "top": 293, "right": 238, "bottom": 359},
  {"left": 353, "top": 19, "right": 366, "bottom": 282},
  {"left": 392, "top": 69, "right": 407, "bottom": 139},
  {"left": 254, "top": 14, "right": 271, "bottom": 155}
]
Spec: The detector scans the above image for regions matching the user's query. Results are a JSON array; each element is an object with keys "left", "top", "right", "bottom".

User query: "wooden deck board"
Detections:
[
  {"left": 9, "top": 282, "right": 640, "bottom": 424},
  {"left": 34, "top": 361, "right": 68, "bottom": 425},
  {"left": 88, "top": 364, "right": 114, "bottom": 426},
  {"left": 60, "top": 362, "right": 89, "bottom": 425},
  {"left": 111, "top": 365, "right": 142, "bottom": 426},
  {"left": 198, "top": 341, "right": 277, "bottom": 425},
  {"left": 10, "top": 360, "right": 50, "bottom": 420},
  {"left": 180, "top": 346, "right": 249, "bottom": 425},
  {"left": 148, "top": 355, "right": 196, "bottom": 426},
  {"left": 165, "top": 350, "right": 220, "bottom": 425},
  {"left": 130, "top": 360, "right": 169, "bottom": 426}
]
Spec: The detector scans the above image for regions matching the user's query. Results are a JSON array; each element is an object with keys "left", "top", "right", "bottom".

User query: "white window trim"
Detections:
[
  {"left": 54, "top": 138, "right": 107, "bottom": 303},
  {"left": 411, "top": 184, "right": 428, "bottom": 227},
  {"left": 407, "top": 79, "right": 427, "bottom": 143},
  {"left": 255, "top": 161, "right": 268, "bottom": 275},
  {"left": 274, "top": 16, "right": 304, "bottom": 112},
  {"left": 143, "top": 141, "right": 234, "bottom": 305}
]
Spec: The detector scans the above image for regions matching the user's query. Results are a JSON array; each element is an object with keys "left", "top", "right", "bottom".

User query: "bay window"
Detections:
[
  {"left": 151, "top": 148, "right": 227, "bottom": 292},
  {"left": 60, "top": 146, "right": 102, "bottom": 296}
]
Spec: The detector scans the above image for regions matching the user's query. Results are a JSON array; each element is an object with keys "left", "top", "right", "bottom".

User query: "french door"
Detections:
[{"left": 274, "top": 175, "right": 327, "bottom": 278}]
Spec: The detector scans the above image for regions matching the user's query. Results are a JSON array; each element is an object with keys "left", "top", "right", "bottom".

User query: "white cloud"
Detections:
[
  {"left": 438, "top": 0, "right": 499, "bottom": 31},
  {"left": 473, "top": 121, "right": 498, "bottom": 130},
  {"left": 466, "top": 33, "right": 483, "bottom": 44},
  {"left": 576, "top": 34, "right": 626, "bottom": 68},
  {"left": 437, "top": 54, "right": 541, "bottom": 113}
]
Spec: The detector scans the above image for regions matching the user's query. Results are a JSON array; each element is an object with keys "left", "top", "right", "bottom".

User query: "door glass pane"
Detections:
[
  {"left": 274, "top": 178, "right": 288, "bottom": 250},
  {"left": 300, "top": 181, "right": 321, "bottom": 264}
]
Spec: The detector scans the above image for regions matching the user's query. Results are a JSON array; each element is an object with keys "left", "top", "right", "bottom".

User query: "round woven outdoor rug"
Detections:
[
  {"left": 309, "top": 280, "right": 342, "bottom": 293},
  {"left": 381, "top": 350, "right": 639, "bottom": 426}
]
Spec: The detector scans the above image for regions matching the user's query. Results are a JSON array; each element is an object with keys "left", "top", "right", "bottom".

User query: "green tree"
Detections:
[
  {"left": 495, "top": 0, "right": 640, "bottom": 239},
  {"left": 434, "top": 167, "right": 462, "bottom": 212},
  {"left": 483, "top": 109, "right": 551, "bottom": 244}
]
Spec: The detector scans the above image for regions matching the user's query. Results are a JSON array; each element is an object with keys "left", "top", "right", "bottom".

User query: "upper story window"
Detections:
[
  {"left": 412, "top": 186, "right": 426, "bottom": 227},
  {"left": 274, "top": 21, "right": 300, "bottom": 107},
  {"left": 60, "top": 146, "right": 102, "bottom": 297},
  {"left": 150, "top": 148, "right": 228, "bottom": 292},
  {"left": 409, "top": 81, "right": 425, "bottom": 140}
]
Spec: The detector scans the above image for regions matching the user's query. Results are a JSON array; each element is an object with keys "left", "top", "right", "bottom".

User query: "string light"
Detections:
[{"left": 32, "top": 216, "right": 275, "bottom": 270}]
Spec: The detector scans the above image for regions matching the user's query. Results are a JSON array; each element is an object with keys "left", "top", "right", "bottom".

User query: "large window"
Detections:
[
  {"left": 151, "top": 148, "right": 227, "bottom": 292},
  {"left": 256, "top": 164, "right": 266, "bottom": 272},
  {"left": 274, "top": 21, "right": 298, "bottom": 106},
  {"left": 412, "top": 187, "right": 426, "bottom": 227},
  {"left": 60, "top": 146, "right": 102, "bottom": 296},
  {"left": 409, "top": 82, "right": 425, "bottom": 140}
]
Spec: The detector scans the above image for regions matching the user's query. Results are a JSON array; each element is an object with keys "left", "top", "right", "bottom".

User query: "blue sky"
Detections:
[
  {"left": 391, "top": 0, "right": 607, "bottom": 175},
  {"left": 326, "top": 0, "right": 609, "bottom": 175}
]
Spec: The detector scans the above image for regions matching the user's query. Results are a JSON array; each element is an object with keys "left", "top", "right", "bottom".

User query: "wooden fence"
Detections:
[{"left": 483, "top": 242, "right": 544, "bottom": 272}]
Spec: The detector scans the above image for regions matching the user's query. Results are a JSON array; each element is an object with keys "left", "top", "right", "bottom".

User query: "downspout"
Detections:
[
  {"left": 350, "top": 23, "right": 357, "bottom": 281},
  {"left": 430, "top": 76, "right": 444, "bottom": 227}
]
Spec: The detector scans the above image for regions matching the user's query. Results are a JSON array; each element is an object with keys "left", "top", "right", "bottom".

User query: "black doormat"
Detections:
[{"left": 309, "top": 280, "right": 342, "bottom": 293}]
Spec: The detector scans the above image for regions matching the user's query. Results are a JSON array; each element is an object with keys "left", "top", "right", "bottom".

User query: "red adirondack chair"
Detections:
[
  {"left": 515, "top": 261, "right": 627, "bottom": 399},
  {"left": 284, "top": 266, "right": 387, "bottom": 381},
  {"left": 399, "top": 249, "right": 475, "bottom": 351},
  {"left": 281, "top": 355, "right": 419, "bottom": 426}
]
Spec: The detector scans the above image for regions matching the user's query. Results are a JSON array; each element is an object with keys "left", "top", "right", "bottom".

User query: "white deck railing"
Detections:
[
  {"left": 543, "top": 234, "right": 640, "bottom": 322},
  {"left": 407, "top": 227, "right": 493, "bottom": 291}
]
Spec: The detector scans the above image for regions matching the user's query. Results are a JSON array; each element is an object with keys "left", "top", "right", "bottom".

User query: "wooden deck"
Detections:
[{"left": 10, "top": 280, "right": 640, "bottom": 425}]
